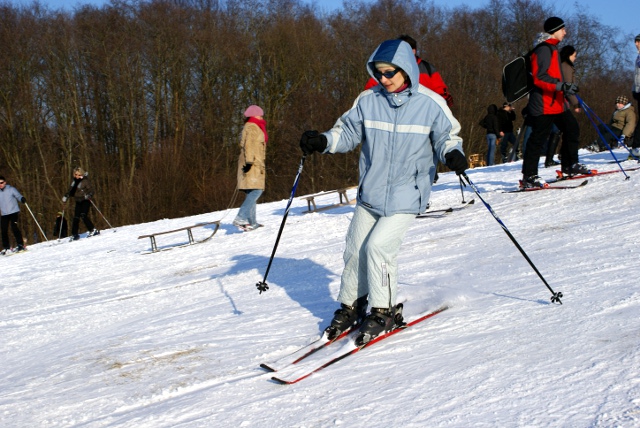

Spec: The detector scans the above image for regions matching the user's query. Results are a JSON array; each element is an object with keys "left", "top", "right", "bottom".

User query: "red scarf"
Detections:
[
  {"left": 247, "top": 117, "right": 268, "bottom": 144},
  {"left": 394, "top": 83, "right": 409, "bottom": 93}
]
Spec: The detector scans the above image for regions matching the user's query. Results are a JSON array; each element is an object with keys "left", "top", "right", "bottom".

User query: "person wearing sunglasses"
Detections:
[
  {"left": 363, "top": 34, "right": 453, "bottom": 108},
  {"left": 299, "top": 39, "right": 466, "bottom": 346},
  {"left": 0, "top": 175, "right": 27, "bottom": 254},
  {"left": 62, "top": 167, "right": 99, "bottom": 241}
]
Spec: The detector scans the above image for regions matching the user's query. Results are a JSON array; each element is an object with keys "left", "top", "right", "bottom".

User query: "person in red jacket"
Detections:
[
  {"left": 520, "top": 17, "right": 590, "bottom": 188},
  {"left": 364, "top": 34, "right": 454, "bottom": 108}
]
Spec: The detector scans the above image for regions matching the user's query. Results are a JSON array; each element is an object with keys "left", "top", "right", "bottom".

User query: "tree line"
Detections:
[{"left": 0, "top": 0, "right": 634, "bottom": 241}]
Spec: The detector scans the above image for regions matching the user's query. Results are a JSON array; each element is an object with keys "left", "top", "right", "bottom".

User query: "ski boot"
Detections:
[
  {"left": 520, "top": 175, "right": 548, "bottom": 189},
  {"left": 562, "top": 163, "right": 592, "bottom": 177},
  {"left": 324, "top": 295, "right": 368, "bottom": 340},
  {"left": 355, "top": 303, "right": 404, "bottom": 346}
]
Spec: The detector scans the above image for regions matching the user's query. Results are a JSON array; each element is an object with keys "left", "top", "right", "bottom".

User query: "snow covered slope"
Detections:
[{"left": 1, "top": 149, "right": 639, "bottom": 427}]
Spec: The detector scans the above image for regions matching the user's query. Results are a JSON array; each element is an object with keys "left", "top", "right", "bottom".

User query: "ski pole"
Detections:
[
  {"left": 577, "top": 96, "right": 633, "bottom": 177},
  {"left": 256, "top": 155, "right": 306, "bottom": 294},
  {"left": 458, "top": 175, "right": 467, "bottom": 203},
  {"left": 89, "top": 199, "right": 115, "bottom": 230},
  {"left": 461, "top": 173, "right": 563, "bottom": 304},
  {"left": 24, "top": 202, "right": 49, "bottom": 242},
  {"left": 58, "top": 209, "right": 65, "bottom": 241}
]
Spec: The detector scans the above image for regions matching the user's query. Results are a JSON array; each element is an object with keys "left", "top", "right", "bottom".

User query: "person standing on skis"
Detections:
[
  {"left": 0, "top": 175, "right": 26, "bottom": 254},
  {"left": 299, "top": 39, "right": 466, "bottom": 345},
  {"left": 62, "top": 167, "right": 99, "bottom": 241},
  {"left": 521, "top": 17, "right": 590, "bottom": 187}
]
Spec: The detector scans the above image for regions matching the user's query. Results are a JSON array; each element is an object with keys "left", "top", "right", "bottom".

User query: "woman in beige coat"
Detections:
[{"left": 233, "top": 105, "right": 267, "bottom": 231}]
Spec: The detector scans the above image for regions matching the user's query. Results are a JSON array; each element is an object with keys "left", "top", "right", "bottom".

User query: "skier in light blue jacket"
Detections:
[
  {"left": 0, "top": 175, "right": 26, "bottom": 254},
  {"left": 300, "top": 39, "right": 467, "bottom": 345}
]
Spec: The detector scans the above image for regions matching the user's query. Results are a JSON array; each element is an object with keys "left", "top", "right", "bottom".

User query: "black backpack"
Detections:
[{"left": 502, "top": 43, "right": 550, "bottom": 103}]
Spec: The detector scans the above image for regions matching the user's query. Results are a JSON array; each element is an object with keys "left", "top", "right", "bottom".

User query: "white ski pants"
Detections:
[{"left": 338, "top": 204, "right": 415, "bottom": 309}]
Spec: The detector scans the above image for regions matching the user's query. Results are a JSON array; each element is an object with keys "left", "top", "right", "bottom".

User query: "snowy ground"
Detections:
[{"left": 1, "top": 149, "right": 640, "bottom": 427}]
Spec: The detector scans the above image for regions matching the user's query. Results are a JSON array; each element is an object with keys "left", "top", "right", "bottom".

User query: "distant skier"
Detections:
[
  {"left": 62, "top": 167, "right": 99, "bottom": 241},
  {"left": 299, "top": 39, "right": 466, "bottom": 345},
  {"left": 0, "top": 175, "right": 27, "bottom": 254}
]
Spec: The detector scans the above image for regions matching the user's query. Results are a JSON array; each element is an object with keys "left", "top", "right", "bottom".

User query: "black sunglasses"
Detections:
[{"left": 373, "top": 68, "right": 401, "bottom": 80}]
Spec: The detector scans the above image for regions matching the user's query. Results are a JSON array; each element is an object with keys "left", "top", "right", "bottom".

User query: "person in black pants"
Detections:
[
  {"left": 62, "top": 167, "right": 99, "bottom": 240},
  {"left": 0, "top": 176, "right": 26, "bottom": 254}
]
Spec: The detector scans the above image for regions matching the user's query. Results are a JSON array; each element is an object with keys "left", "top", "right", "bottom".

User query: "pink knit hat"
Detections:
[{"left": 243, "top": 105, "right": 264, "bottom": 117}]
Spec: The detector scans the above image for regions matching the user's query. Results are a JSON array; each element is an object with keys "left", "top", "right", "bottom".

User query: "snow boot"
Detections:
[
  {"left": 88, "top": 229, "right": 100, "bottom": 237},
  {"left": 233, "top": 219, "right": 249, "bottom": 229},
  {"left": 324, "top": 295, "right": 368, "bottom": 340},
  {"left": 544, "top": 131, "right": 561, "bottom": 167},
  {"left": 240, "top": 223, "right": 264, "bottom": 232},
  {"left": 355, "top": 304, "right": 404, "bottom": 346}
]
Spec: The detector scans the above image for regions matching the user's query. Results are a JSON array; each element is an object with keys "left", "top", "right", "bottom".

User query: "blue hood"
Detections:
[{"left": 367, "top": 40, "right": 420, "bottom": 92}]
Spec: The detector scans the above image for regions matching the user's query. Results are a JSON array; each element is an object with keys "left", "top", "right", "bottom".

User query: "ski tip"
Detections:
[
  {"left": 260, "top": 363, "right": 276, "bottom": 372},
  {"left": 271, "top": 376, "right": 295, "bottom": 385}
]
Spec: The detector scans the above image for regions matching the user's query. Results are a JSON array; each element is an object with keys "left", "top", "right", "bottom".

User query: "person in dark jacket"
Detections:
[
  {"left": 53, "top": 211, "right": 68, "bottom": 239},
  {"left": 62, "top": 167, "right": 99, "bottom": 241},
  {"left": 0, "top": 175, "right": 26, "bottom": 254},
  {"left": 521, "top": 17, "right": 589, "bottom": 187},
  {"left": 518, "top": 105, "right": 534, "bottom": 159},
  {"left": 480, "top": 104, "right": 500, "bottom": 166},
  {"left": 497, "top": 102, "right": 517, "bottom": 163}
]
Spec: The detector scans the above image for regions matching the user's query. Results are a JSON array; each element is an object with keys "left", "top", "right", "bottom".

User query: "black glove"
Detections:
[
  {"left": 300, "top": 130, "right": 327, "bottom": 155},
  {"left": 242, "top": 164, "right": 252, "bottom": 173},
  {"left": 445, "top": 150, "right": 468, "bottom": 175},
  {"left": 21, "top": 197, "right": 26, "bottom": 204},
  {"left": 561, "top": 82, "right": 579, "bottom": 96}
]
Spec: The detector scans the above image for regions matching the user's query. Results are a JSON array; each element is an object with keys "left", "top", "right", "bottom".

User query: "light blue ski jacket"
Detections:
[
  {"left": 322, "top": 39, "right": 464, "bottom": 216},
  {"left": 0, "top": 184, "right": 23, "bottom": 216}
]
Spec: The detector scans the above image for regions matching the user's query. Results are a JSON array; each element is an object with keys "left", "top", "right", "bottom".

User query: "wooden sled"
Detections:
[
  {"left": 138, "top": 221, "right": 220, "bottom": 253},
  {"left": 302, "top": 186, "right": 357, "bottom": 213}
]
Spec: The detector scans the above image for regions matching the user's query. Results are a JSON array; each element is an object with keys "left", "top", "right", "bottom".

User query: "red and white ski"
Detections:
[{"left": 270, "top": 306, "right": 450, "bottom": 384}]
